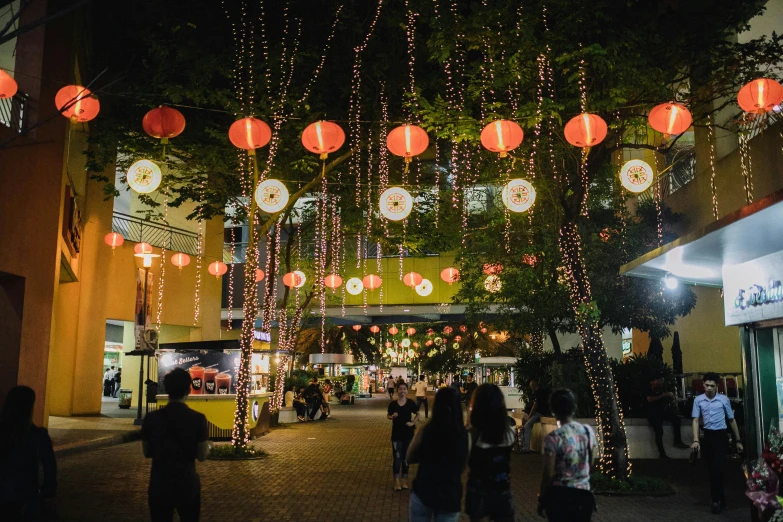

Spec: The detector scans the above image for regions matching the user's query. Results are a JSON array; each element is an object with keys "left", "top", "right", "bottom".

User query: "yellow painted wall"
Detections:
[{"left": 632, "top": 286, "right": 742, "bottom": 374}]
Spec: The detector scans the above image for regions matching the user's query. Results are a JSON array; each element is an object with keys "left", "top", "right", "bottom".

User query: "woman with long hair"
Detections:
[
  {"left": 0, "top": 386, "right": 57, "bottom": 520},
  {"left": 537, "top": 388, "right": 597, "bottom": 522},
  {"left": 386, "top": 381, "right": 419, "bottom": 491},
  {"left": 465, "top": 383, "right": 516, "bottom": 522},
  {"left": 406, "top": 386, "right": 469, "bottom": 522}
]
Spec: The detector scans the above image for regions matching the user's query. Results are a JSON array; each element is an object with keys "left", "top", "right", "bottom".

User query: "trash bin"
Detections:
[{"left": 118, "top": 389, "right": 132, "bottom": 409}]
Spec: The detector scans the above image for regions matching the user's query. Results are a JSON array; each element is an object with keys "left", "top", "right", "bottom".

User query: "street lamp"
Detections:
[{"left": 664, "top": 273, "right": 678, "bottom": 290}]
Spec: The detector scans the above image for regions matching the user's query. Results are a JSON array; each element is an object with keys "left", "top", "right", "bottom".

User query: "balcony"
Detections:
[
  {"left": 0, "top": 92, "right": 26, "bottom": 133},
  {"left": 112, "top": 212, "right": 200, "bottom": 255}
]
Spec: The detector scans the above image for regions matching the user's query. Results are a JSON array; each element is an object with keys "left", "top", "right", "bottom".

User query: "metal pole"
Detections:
[{"left": 133, "top": 266, "right": 149, "bottom": 426}]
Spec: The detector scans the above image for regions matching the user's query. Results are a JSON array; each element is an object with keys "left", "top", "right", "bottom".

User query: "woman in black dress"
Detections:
[{"left": 386, "top": 381, "right": 419, "bottom": 491}]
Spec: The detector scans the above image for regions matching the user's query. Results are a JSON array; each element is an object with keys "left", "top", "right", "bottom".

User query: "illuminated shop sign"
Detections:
[
  {"left": 724, "top": 251, "right": 783, "bottom": 326},
  {"left": 253, "top": 331, "right": 271, "bottom": 342},
  {"left": 734, "top": 281, "right": 783, "bottom": 309}
]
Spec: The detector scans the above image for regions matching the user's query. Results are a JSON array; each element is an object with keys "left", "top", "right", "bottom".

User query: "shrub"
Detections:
[{"left": 611, "top": 354, "right": 677, "bottom": 418}]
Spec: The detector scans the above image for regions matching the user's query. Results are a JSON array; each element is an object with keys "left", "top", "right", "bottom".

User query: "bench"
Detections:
[
  {"left": 278, "top": 407, "right": 298, "bottom": 424},
  {"left": 530, "top": 416, "right": 559, "bottom": 453}
]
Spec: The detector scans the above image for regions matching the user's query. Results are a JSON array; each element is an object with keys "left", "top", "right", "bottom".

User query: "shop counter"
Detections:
[{"left": 155, "top": 392, "right": 273, "bottom": 440}]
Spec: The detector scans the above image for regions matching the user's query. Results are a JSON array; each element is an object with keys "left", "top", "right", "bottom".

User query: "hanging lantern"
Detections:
[
  {"left": 501, "top": 178, "right": 536, "bottom": 213},
  {"left": 407, "top": 349, "right": 415, "bottom": 358},
  {"left": 352, "top": 325, "right": 362, "bottom": 331},
  {"left": 459, "top": 325, "right": 468, "bottom": 333},
  {"left": 455, "top": 335, "right": 462, "bottom": 342},
  {"left": 385, "top": 341, "right": 393, "bottom": 348},
  {"left": 452, "top": 342, "right": 460, "bottom": 350},
  {"left": 301, "top": 121, "right": 345, "bottom": 158},
  {"left": 406, "top": 327, "right": 416, "bottom": 336},
  {"left": 362, "top": 274, "right": 382, "bottom": 291},
  {"left": 564, "top": 113, "right": 607, "bottom": 147},
  {"left": 427, "top": 328, "right": 435, "bottom": 336},
  {"left": 126, "top": 159, "right": 163, "bottom": 194},
  {"left": 142, "top": 106, "right": 186, "bottom": 140},
  {"left": 443, "top": 326, "right": 453, "bottom": 335},
  {"left": 415, "top": 279, "right": 433, "bottom": 297},
  {"left": 401, "top": 338, "right": 411, "bottom": 348},
  {"left": 55, "top": 85, "right": 100, "bottom": 123},
  {"left": 481, "top": 327, "right": 488, "bottom": 334},
  {"left": 254, "top": 179, "right": 290, "bottom": 214},
  {"left": 413, "top": 342, "right": 420, "bottom": 348},
  {"left": 379, "top": 187, "right": 413, "bottom": 221},
  {"left": 483, "top": 263, "right": 503, "bottom": 275},
  {"left": 104, "top": 232, "right": 124, "bottom": 250},
  {"left": 403, "top": 272, "right": 423, "bottom": 287},
  {"left": 387, "top": 124, "right": 429, "bottom": 162},
  {"left": 346, "top": 277, "right": 364, "bottom": 295},
  {"left": 619, "top": 159, "right": 655, "bottom": 193},
  {"left": 389, "top": 326, "right": 399, "bottom": 335},
  {"left": 170, "top": 252, "right": 191, "bottom": 269},
  {"left": 480, "top": 120, "right": 523, "bottom": 157},
  {"left": 324, "top": 274, "right": 343, "bottom": 291},
  {"left": 425, "top": 340, "right": 433, "bottom": 347},
  {"left": 370, "top": 325, "right": 380, "bottom": 334},
  {"left": 229, "top": 117, "right": 272, "bottom": 150},
  {"left": 738, "top": 78, "right": 783, "bottom": 114},
  {"left": 208, "top": 261, "right": 228, "bottom": 278},
  {"left": 255, "top": 269, "right": 265, "bottom": 282},
  {"left": 134, "top": 242, "right": 154, "bottom": 255},
  {"left": 522, "top": 254, "right": 537, "bottom": 266},
  {"left": 293, "top": 270, "right": 307, "bottom": 288},
  {"left": 484, "top": 275, "right": 502, "bottom": 293},
  {"left": 648, "top": 102, "right": 692, "bottom": 137},
  {"left": 0, "top": 69, "right": 18, "bottom": 99},
  {"left": 434, "top": 337, "right": 443, "bottom": 346},
  {"left": 440, "top": 267, "right": 460, "bottom": 284},
  {"left": 282, "top": 272, "right": 303, "bottom": 288}
]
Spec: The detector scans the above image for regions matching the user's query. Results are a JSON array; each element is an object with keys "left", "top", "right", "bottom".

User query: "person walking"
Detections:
[
  {"left": 646, "top": 375, "right": 688, "bottom": 458},
  {"left": 691, "top": 372, "right": 743, "bottom": 514},
  {"left": 386, "top": 377, "right": 395, "bottom": 399},
  {"left": 0, "top": 385, "right": 58, "bottom": 521},
  {"left": 113, "top": 368, "right": 122, "bottom": 398},
  {"left": 387, "top": 381, "right": 419, "bottom": 491},
  {"left": 465, "top": 384, "right": 515, "bottom": 522},
  {"left": 537, "top": 389, "right": 597, "bottom": 522},
  {"left": 461, "top": 373, "right": 478, "bottom": 404},
  {"left": 103, "top": 366, "right": 115, "bottom": 397},
  {"left": 522, "top": 379, "right": 550, "bottom": 453},
  {"left": 407, "top": 387, "right": 469, "bottom": 522},
  {"left": 142, "top": 368, "right": 209, "bottom": 522},
  {"left": 413, "top": 374, "right": 429, "bottom": 419}
]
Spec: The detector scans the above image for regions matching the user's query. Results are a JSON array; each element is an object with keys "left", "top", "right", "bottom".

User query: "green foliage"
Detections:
[
  {"left": 590, "top": 473, "right": 674, "bottom": 496},
  {"left": 208, "top": 444, "right": 265, "bottom": 460},
  {"left": 514, "top": 348, "right": 595, "bottom": 417},
  {"left": 611, "top": 354, "right": 677, "bottom": 418}
]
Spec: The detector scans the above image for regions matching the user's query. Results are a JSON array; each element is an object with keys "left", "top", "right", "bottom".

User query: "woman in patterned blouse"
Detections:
[{"left": 537, "top": 388, "right": 598, "bottom": 522}]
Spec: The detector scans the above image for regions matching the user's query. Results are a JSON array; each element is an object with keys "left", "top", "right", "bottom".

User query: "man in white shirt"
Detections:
[
  {"left": 413, "top": 374, "right": 429, "bottom": 419},
  {"left": 103, "top": 366, "right": 115, "bottom": 397}
]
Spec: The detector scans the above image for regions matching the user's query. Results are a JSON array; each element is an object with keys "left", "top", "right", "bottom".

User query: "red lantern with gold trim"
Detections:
[
  {"left": 480, "top": 120, "right": 523, "bottom": 157},
  {"left": 440, "top": 267, "right": 460, "bottom": 284},
  {"left": 229, "top": 117, "right": 272, "bottom": 150},
  {"left": 362, "top": 274, "right": 382, "bottom": 291},
  {"left": 387, "top": 124, "right": 428, "bottom": 161},
  {"left": 302, "top": 121, "right": 345, "bottom": 158},
  {"left": 208, "top": 261, "right": 228, "bottom": 278},
  {"left": 255, "top": 269, "right": 265, "bottom": 282},
  {"left": 143, "top": 106, "right": 186, "bottom": 141},
  {"left": 370, "top": 325, "right": 380, "bottom": 334},
  {"left": 564, "top": 113, "right": 607, "bottom": 147},
  {"left": 170, "top": 252, "right": 190, "bottom": 270},
  {"left": 282, "top": 272, "right": 302, "bottom": 288},
  {"left": 406, "top": 327, "right": 416, "bottom": 336},
  {"left": 403, "top": 272, "right": 423, "bottom": 288},
  {"left": 389, "top": 326, "right": 399, "bottom": 335},
  {"left": 104, "top": 232, "right": 124, "bottom": 250},
  {"left": 352, "top": 325, "right": 362, "bottom": 331},
  {"left": 738, "top": 78, "right": 783, "bottom": 114},
  {"left": 648, "top": 102, "right": 692, "bottom": 137},
  {"left": 0, "top": 69, "right": 18, "bottom": 99},
  {"left": 324, "top": 274, "right": 343, "bottom": 291},
  {"left": 55, "top": 85, "right": 100, "bottom": 123}
]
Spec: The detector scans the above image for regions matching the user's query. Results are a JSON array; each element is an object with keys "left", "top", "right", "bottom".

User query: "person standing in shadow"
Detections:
[
  {"left": 142, "top": 368, "right": 209, "bottom": 522},
  {"left": 0, "top": 385, "right": 58, "bottom": 521},
  {"left": 646, "top": 375, "right": 689, "bottom": 459}
]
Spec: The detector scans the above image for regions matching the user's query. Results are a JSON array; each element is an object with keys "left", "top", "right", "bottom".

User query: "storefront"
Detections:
[
  {"left": 459, "top": 357, "right": 525, "bottom": 409},
  {"left": 621, "top": 190, "right": 783, "bottom": 458},
  {"left": 156, "top": 339, "right": 272, "bottom": 439}
]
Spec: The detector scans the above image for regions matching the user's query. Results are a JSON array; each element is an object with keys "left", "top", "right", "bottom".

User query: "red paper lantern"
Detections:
[
  {"left": 564, "top": 113, "right": 607, "bottom": 148},
  {"left": 406, "top": 327, "right": 416, "bottom": 336},
  {"left": 134, "top": 242, "right": 154, "bottom": 255},
  {"left": 483, "top": 263, "right": 503, "bottom": 275},
  {"left": 443, "top": 326, "right": 453, "bottom": 335},
  {"left": 229, "top": 117, "right": 272, "bottom": 150},
  {"left": 481, "top": 327, "right": 488, "bottom": 334},
  {"left": 324, "top": 274, "right": 343, "bottom": 290},
  {"left": 459, "top": 325, "right": 468, "bottom": 333},
  {"left": 370, "top": 325, "right": 380, "bottom": 334},
  {"left": 0, "top": 69, "right": 18, "bottom": 99},
  {"left": 302, "top": 121, "right": 345, "bottom": 157},
  {"left": 352, "top": 325, "right": 362, "bottom": 331},
  {"left": 480, "top": 120, "right": 523, "bottom": 156},
  {"left": 104, "top": 232, "right": 124, "bottom": 250},
  {"left": 255, "top": 269, "right": 265, "bottom": 282},
  {"left": 427, "top": 328, "right": 435, "bottom": 336},
  {"left": 522, "top": 254, "right": 537, "bottom": 266},
  {"left": 282, "top": 272, "right": 303, "bottom": 288},
  {"left": 170, "top": 252, "right": 191, "bottom": 269},
  {"left": 738, "top": 78, "right": 783, "bottom": 114},
  {"left": 385, "top": 341, "right": 393, "bottom": 348},
  {"left": 413, "top": 342, "right": 420, "bottom": 348},
  {"left": 55, "top": 85, "right": 100, "bottom": 123},
  {"left": 387, "top": 124, "right": 429, "bottom": 160},
  {"left": 142, "top": 106, "right": 186, "bottom": 140},
  {"left": 403, "top": 272, "right": 423, "bottom": 287},
  {"left": 648, "top": 103, "right": 692, "bottom": 136},
  {"left": 425, "top": 340, "right": 433, "bottom": 347},
  {"left": 362, "top": 274, "right": 382, "bottom": 291},
  {"left": 389, "top": 326, "right": 399, "bottom": 335},
  {"left": 440, "top": 267, "right": 460, "bottom": 284},
  {"left": 455, "top": 335, "right": 462, "bottom": 342},
  {"left": 208, "top": 261, "right": 228, "bottom": 278}
]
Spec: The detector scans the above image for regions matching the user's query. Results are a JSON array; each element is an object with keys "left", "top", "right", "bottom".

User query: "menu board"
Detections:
[{"left": 158, "top": 351, "right": 241, "bottom": 396}]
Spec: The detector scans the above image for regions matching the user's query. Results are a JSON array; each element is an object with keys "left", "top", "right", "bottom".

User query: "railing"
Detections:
[
  {"left": 112, "top": 212, "right": 200, "bottom": 255},
  {"left": 223, "top": 239, "right": 440, "bottom": 264},
  {"left": 0, "top": 91, "right": 26, "bottom": 133},
  {"left": 638, "top": 146, "right": 696, "bottom": 204}
]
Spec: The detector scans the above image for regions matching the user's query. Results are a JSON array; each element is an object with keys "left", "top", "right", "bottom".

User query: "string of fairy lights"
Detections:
[{"left": 708, "top": 116, "right": 719, "bottom": 220}]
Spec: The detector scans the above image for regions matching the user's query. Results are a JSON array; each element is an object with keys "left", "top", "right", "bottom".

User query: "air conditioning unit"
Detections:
[{"left": 143, "top": 328, "right": 159, "bottom": 352}]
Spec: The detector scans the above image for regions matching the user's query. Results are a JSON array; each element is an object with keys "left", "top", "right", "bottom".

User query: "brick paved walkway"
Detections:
[{"left": 55, "top": 395, "right": 750, "bottom": 521}]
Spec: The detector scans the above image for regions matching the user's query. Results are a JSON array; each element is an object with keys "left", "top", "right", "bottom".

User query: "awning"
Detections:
[{"left": 620, "top": 189, "right": 783, "bottom": 287}]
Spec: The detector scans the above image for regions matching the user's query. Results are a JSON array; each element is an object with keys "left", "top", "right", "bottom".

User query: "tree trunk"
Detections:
[
  {"left": 546, "top": 324, "right": 561, "bottom": 356},
  {"left": 559, "top": 220, "right": 631, "bottom": 480}
]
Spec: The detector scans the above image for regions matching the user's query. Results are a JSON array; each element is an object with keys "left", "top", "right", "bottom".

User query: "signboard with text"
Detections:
[
  {"left": 157, "top": 351, "right": 241, "bottom": 395},
  {"left": 723, "top": 250, "right": 783, "bottom": 326}
]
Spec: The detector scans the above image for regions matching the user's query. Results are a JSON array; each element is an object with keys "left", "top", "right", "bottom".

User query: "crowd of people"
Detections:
[
  {"left": 284, "top": 377, "right": 334, "bottom": 422},
  {"left": 102, "top": 365, "right": 122, "bottom": 398}
]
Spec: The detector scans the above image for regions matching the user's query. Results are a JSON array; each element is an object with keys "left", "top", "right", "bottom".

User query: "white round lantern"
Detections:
[
  {"left": 379, "top": 187, "right": 413, "bottom": 221},
  {"left": 415, "top": 278, "right": 433, "bottom": 297},
  {"left": 452, "top": 342, "right": 460, "bottom": 350},
  {"left": 484, "top": 275, "right": 502, "bottom": 293},
  {"left": 501, "top": 178, "right": 536, "bottom": 213},
  {"left": 619, "top": 159, "right": 654, "bottom": 193},
  {"left": 293, "top": 270, "right": 307, "bottom": 288},
  {"left": 254, "top": 179, "right": 290, "bottom": 213},
  {"left": 127, "top": 159, "right": 162, "bottom": 194},
  {"left": 346, "top": 277, "right": 364, "bottom": 295},
  {"left": 401, "top": 338, "right": 411, "bottom": 348}
]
